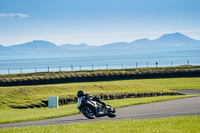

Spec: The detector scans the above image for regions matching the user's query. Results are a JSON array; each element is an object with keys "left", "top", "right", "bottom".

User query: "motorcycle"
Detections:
[{"left": 77, "top": 94, "right": 117, "bottom": 119}]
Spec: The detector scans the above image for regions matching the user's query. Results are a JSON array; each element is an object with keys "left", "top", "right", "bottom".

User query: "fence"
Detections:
[{"left": 1, "top": 60, "right": 193, "bottom": 74}]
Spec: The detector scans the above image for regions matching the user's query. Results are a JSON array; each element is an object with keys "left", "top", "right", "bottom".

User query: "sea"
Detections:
[{"left": 0, "top": 49, "right": 200, "bottom": 74}]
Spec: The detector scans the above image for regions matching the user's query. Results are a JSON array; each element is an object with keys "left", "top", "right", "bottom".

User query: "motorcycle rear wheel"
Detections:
[{"left": 81, "top": 105, "right": 95, "bottom": 119}]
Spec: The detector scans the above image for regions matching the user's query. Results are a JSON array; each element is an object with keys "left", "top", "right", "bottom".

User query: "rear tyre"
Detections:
[{"left": 81, "top": 105, "right": 95, "bottom": 119}]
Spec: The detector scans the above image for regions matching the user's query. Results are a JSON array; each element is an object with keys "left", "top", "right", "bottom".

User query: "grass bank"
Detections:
[
  {"left": 130, "top": 77, "right": 200, "bottom": 90},
  {"left": 0, "top": 77, "right": 200, "bottom": 109},
  {"left": 1, "top": 65, "right": 200, "bottom": 86},
  {"left": 0, "top": 95, "right": 196, "bottom": 124},
  {"left": 1, "top": 115, "right": 199, "bottom": 133},
  {"left": 0, "top": 79, "right": 171, "bottom": 109}
]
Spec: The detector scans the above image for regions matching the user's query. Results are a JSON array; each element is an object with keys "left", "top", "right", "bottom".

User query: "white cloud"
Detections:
[{"left": 0, "top": 13, "right": 29, "bottom": 19}]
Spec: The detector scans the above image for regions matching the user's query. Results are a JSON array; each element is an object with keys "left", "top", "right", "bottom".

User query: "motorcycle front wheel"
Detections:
[
  {"left": 107, "top": 105, "right": 117, "bottom": 118},
  {"left": 81, "top": 105, "right": 95, "bottom": 119}
]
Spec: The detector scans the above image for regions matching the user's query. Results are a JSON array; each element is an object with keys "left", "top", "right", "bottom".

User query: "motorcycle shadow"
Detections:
[
  {"left": 54, "top": 118, "right": 97, "bottom": 123},
  {"left": 54, "top": 116, "right": 113, "bottom": 124}
]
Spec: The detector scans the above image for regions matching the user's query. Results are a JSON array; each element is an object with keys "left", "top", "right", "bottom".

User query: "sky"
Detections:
[{"left": 0, "top": 0, "right": 200, "bottom": 46}]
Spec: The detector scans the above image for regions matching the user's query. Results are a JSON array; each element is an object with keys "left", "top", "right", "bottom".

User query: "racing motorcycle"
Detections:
[{"left": 77, "top": 91, "right": 117, "bottom": 119}]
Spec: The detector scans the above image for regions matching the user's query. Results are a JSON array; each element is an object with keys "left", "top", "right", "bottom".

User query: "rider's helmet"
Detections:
[{"left": 77, "top": 90, "right": 84, "bottom": 97}]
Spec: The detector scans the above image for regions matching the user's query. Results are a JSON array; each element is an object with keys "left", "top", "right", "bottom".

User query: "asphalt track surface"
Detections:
[
  {"left": 172, "top": 89, "right": 200, "bottom": 95},
  {"left": 0, "top": 94, "right": 200, "bottom": 128}
]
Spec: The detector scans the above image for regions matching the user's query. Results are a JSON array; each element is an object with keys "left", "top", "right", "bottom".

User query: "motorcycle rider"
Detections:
[{"left": 77, "top": 90, "right": 107, "bottom": 108}]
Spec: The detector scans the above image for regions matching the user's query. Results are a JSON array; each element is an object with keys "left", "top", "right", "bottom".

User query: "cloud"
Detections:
[{"left": 0, "top": 13, "right": 30, "bottom": 19}]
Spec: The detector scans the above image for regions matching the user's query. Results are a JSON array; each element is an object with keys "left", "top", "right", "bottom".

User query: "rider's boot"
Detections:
[{"left": 102, "top": 102, "right": 107, "bottom": 109}]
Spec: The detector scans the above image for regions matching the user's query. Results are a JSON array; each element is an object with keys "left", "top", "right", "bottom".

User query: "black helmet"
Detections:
[{"left": 77, "top": 90, "right": 84, "bottom": 97}]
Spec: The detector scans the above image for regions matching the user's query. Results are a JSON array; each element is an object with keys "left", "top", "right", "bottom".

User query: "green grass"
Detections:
[
  {"left": 1, "top": 65, "right": 200, "bottom": 87},
  {"left": 1, "top": 77, "right": 200, "bottom": 109},
  {"left": 1, "top": 65, "right": 199, "bottom": 80},
  {"left": 0, "top": 79, "right": 171, "bottom": 109},
  {"left": 130, "top": 77, "right": 200, "bottom": 90},
  {"left": 1, "top": 115, "right": 199, "bottom": 133},
  {"left": 0, "top": 95, "right": 196, "bottom": 124},
  {"left": 0, "top": 77, "right": 199, "bottom": 124}
]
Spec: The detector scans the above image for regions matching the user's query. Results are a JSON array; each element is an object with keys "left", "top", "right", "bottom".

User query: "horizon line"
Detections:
[{"left": 1, "top": 31, "right": 200, "bottom": 47}]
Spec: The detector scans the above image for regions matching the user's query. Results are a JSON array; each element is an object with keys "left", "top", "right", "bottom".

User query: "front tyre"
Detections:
[
  {"left": 81, "top": 105, "right": 95, "bottom": 119},
  {"left": 107, "top": 105, "right": 117, "bottom": 118}
]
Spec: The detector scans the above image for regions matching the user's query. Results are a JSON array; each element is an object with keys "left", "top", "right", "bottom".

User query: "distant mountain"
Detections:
[
  {"left": 10, "top": 40, "right": 57, "bottom": 49},
  {"left": 0, "top": 40, "right": 62, "bottom": 55},
  {"left": 101, "top": 42, "right": 130, "bottom": 47},
  {"left": 131, "top": 32, "right": 200, "bottom": 50},
  {"left": 0, "top": 32, "right": 200, "bottom": 55},
  {"left": 0, "top": 44, "right": 8, "bottom": 54},
  {"left": 60, "top": 43, "right": 94, "bottom": 50},
  {"left": 154, "top": 32, "right": 199, "bottom": 43},
  {"left": 98, "top": 32, "right": 200, "bottom": 51},
  {"left": 132, "top": 38, "right": 150, "bottom": 44},
  {"left": 99, "top": 42, "right": 132, "bottom": 50}
]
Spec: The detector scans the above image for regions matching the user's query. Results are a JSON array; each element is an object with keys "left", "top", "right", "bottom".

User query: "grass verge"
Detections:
[
  {"left": 1, "top": 65, "right": 200, "bottom": 87},
  {"left": 0, "top": 79, "right": 172, "bottom": 109},
  {"left": 134, "top": 77, "right": 200, "bottom": 89},
  {"left": 0, "top": 95, "right": 197, "bottom": 124},
  {"left": 1, "top": 115, "right": 199, "bottom": 133},
  {"left": 1, "top": 77, "right": 200, "bottom": 109}
]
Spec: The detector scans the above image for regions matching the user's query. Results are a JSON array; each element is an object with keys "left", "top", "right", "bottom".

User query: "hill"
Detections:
[{"left": 0, "top": 32, "right": 200, "bottom": 55}]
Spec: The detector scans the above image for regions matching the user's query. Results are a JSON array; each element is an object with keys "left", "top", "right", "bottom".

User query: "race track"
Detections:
[{"left": 0, "top": 96, "right": 200, "bottom": 128}]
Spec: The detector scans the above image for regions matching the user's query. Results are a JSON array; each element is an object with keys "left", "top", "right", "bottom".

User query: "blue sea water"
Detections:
[{"left": 0, "top": 50, "right": 200, "bottom": 74}]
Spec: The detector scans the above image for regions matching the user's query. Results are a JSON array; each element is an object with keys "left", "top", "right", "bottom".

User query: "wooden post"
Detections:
[
  {"left": 71, "top": 65, "right": 73, "bottom": 71},
  {"left": 156, "top": 62, "right": 158, "bottom": 68}
]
